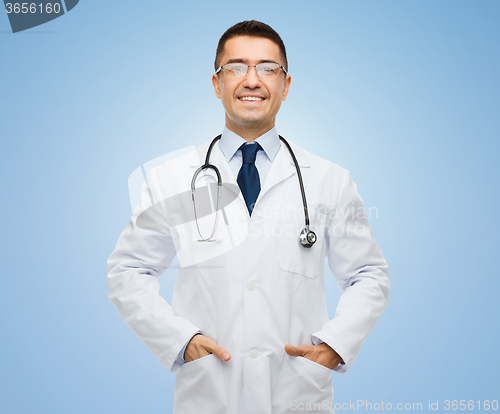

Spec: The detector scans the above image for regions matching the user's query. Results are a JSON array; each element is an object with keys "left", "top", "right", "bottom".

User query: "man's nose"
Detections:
[{"left": 242, "top": 66, "right": 261, "bottom": 88}]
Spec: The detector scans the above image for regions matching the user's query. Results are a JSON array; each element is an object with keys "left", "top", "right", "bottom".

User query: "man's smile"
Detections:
[{"left": 238, "top": 94, "right": 266, "bottom": 102}]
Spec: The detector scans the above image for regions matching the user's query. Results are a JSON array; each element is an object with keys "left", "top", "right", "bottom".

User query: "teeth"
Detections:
[{"left": 239, "top": 97, "right": 264, "bottom": 101}]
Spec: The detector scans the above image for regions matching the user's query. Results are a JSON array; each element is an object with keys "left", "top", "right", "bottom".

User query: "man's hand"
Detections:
[
  {"left": 184, "top": 334, "right": 231, "bottom": 363},
  {"left": 284, "top": 342, "right": 343, "bottom": 370}
]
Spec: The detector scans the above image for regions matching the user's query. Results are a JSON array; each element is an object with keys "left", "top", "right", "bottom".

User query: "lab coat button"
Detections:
[
  {"left": 239, "top": 213, "right": 247, "bottom": 222},
  {"left": 249, "top": 350, "right": 259, "bottom": 359},
  {"left": 246, "top": 281, "right": 256, "bottom": 290}
]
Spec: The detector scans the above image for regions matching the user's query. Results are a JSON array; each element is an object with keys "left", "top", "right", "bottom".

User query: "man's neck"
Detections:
[{"left": 225, "top": 121, "right": 275, "bottom": 142}]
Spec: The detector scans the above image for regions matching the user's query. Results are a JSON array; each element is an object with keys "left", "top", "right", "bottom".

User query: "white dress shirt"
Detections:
[{"left": 219, "top": 125, "right": 282, "bottom": 185}]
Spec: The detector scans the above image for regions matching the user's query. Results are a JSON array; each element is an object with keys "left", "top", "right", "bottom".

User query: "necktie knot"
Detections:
[{"left": 240, "top": 142, "right": 261, "bottom": 164}]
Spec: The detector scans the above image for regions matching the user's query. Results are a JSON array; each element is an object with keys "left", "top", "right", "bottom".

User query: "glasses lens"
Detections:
[
  {"left": 256, "top": 63, "right": 281, "bottom": 77},
  {"left": 223, "top": 63, "right": 248, "bottom": 77}
]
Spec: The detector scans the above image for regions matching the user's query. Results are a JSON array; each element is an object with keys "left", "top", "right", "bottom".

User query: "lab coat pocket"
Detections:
[
  {"left": 277, "top": 209, "right": 326, "bottom": 279},
  {"left": 174, "top": 353, "right": 229, "bottom": 414},
  {"left": 272, "top": 354, "right": 334, "bottom": 414}
]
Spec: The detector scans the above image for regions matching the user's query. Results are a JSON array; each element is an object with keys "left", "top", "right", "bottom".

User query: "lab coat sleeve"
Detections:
[
  {"left": 106, "top": 170, "right": 202, "bottom": 373},
  {"left": 311, "top": 169, "right": 390, "bottom": 375},
  {"left": 175, "top": 330, "right": 202, "bottom": 364}
]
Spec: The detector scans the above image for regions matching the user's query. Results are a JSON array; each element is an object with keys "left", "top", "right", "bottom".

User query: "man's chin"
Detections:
[{"left": 234, "top": 112, "right": 269, "bottom": 125}]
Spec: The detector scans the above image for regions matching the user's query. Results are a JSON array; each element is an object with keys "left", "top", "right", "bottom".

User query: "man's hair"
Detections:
[{"left": 214, "top": 20, "right": 288, "bottom": 72}]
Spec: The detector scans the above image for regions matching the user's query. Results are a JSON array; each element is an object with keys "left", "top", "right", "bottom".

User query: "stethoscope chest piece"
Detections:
[{"left": 299, "top": 228, "right": 317, "bottom": 249}]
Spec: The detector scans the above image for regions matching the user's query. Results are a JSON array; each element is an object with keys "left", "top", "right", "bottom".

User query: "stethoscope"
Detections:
[{"left": 191, "top": 135, "right": 317, "bottom": 248}]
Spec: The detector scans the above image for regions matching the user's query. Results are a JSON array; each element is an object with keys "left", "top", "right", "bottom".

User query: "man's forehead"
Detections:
[{"left": 222, "top": 36, "right": 281, "bottom": 61}]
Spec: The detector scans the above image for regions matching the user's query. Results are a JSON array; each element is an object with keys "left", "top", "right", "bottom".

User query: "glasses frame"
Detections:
[{"left": 215, "top": 62, "right": 288, "bottom": 77}]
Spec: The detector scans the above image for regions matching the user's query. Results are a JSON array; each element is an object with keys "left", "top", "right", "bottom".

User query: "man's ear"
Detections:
[
  {"left": 282, "top": 74, "right": 291, "bottom": 101},
  {"left": 212, "top": 73, "right": 222, "bottom": 99}
]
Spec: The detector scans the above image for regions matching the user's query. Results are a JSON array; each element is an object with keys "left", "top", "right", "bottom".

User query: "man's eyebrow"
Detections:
[{"left": 224, "top": 58, "right": 280, "bottom": 65}]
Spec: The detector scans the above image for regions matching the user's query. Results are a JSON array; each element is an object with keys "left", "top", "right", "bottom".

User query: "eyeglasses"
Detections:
[{"left": 215, "top": 62, "right": 287, "bottom": 77}]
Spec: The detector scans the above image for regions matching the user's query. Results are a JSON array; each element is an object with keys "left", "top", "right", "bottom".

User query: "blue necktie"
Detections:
[{"left": 237, "top": 143, "right": 262, "bottom": 216}]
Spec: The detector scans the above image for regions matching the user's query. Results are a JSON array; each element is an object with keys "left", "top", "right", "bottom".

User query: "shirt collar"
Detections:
[{"left": 219, "top": 126, "right": 281, "bottom": 163}]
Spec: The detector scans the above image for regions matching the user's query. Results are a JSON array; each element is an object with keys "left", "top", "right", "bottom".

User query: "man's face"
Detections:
[{"left": 212, "top": 36, "right": 291, "bottom": 137}]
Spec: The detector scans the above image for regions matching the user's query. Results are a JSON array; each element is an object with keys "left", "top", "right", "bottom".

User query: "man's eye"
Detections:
[{"left": 231, "top": 65, "right": 245, "bottom": 72}]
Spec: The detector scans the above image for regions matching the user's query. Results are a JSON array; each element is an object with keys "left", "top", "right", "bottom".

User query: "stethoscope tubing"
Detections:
[
  {"left": 191, "top": 135, "right": 223, "bottom": 242},
  {"left": 278, "top": 135, "right": 310, "bottom": 229}
]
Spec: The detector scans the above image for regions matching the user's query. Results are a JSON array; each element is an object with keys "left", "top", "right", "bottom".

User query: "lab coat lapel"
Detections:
[{"left": 255, "top": 141, "right": 311, "bottom": 206}]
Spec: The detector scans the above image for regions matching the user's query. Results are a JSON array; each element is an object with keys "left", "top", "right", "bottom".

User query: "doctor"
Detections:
[{"left": 107, "top": 20, "right": 390, "bottom": 414}]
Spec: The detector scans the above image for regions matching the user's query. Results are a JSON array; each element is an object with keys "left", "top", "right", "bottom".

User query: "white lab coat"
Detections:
[{"left": 107, "top": 138, "right": 390, "bottom": 414}]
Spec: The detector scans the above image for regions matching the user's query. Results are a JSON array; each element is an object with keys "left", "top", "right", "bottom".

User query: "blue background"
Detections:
[{"left": 1, "top": 0, "right": 499, "bottom": 412}]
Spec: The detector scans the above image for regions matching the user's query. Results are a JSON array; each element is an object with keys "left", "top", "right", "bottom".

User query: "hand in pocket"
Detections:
[
  {"left": 184, "top": 333, "right": 231, "bottom": 363},
  {"left": 284, "top": 343, "right": 342, "bottom": 370}
]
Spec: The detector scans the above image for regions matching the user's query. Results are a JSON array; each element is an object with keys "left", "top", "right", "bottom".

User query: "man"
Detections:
[{"left": 107, "top": 20, "right": 390, "bottom": 414}]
